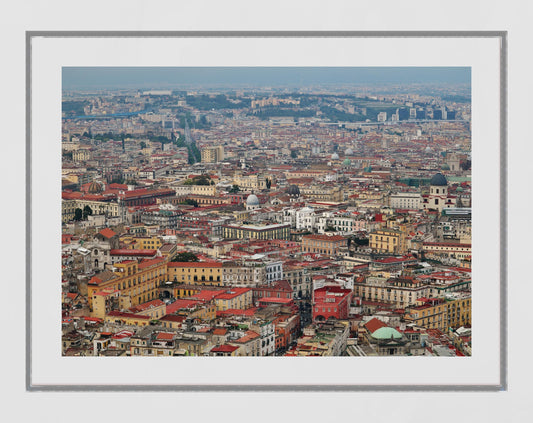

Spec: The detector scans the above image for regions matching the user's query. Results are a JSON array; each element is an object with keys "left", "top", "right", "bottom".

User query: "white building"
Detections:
[
  {"left": 265, "top": 260, "right": 283, "bottom": 283},
  {"left": 377, "top": 112, "right": 387, "bottom": 122},
  {"left": 390, "top": 192, "right": 422, "bottom": 210}
]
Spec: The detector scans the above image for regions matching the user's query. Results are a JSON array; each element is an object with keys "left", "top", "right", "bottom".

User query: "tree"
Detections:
[
  {"left": 180, "top": 199, "right": 199, "bottom": 207},
  {"left": 172, "top": 252, "right": 199, "bottom": 262},
  {"left": 140, "top": 141, "right": 147, "bottom": 150},
  {"left": 73, "top": 208, "right": 83, "bottom": 221},
  {"left": 192, "top": 174, "right": 211, "bottom": 186},
  {"left": 82, "top": 205, "right": 93, "bottom": 220},
  {"left": 229, "top": 185, "right": 240, "bottom": 193},
  {"left": 460, "top": 159, "right": 471, "bottom": 171},
  {"left": 290, "top": 150, "right": 298, "bottom": 159},
  {"left": 266, "top": 178, "right": 272, "bottom": 189}
]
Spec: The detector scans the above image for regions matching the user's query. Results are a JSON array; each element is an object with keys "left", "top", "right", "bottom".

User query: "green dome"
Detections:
[
  {"left": 371, "top": 327, "right": 402, "bottom": 340},
  {"left": 441, "top": 163, "right": 450, "bottom": 170},
  {"left": 343, "top": 159, "right": 351, "bottom": 166},
  {"left": 456, "top": 186, "right": 464, "bottom": 192}
]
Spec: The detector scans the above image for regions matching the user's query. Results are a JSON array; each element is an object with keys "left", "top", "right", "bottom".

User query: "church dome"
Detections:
[
  {"left": 441, "top": 163, "right": 450, "bottom": 171},
  {"left": 345, "top": 148, "right": 354, "bottom": 156},
  {"left": 287, "top": 185, "right": 300, "bottom": 197},
  {"left": 343, "top": 158, "right": 352, "bottom": 166},
  {"left": 246, "top": 194, "right": 260, "bottom": 206},
  {"left": 371, "top": 327, "right": 403, "bottom": 340},
  {"left": 331, "top": 153, "right": 340, "bottom": 160},
  {"left": 88, "top": 181, "right": 103, "bottom": 194},
  {"left": 430, "top": 173, "right": 448, "bottom": 186}
]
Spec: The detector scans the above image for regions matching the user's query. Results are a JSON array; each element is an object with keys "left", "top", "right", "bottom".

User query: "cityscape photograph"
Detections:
[{"left": 60, "top": 67, "right": 472, "bottom": 358}]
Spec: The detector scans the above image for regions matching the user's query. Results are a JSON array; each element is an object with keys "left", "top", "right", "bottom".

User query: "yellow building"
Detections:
[
  {"left": 188, "top": 304, "right": 217, "bottom": 322},
  {"left": 404, "top": 294, "right": 471, "bottom": 330},
  {"left": 120, "top": 235, "right": 163, "bottom": 250},
  {"left": 300, "top": 185, "right": 343, "bottom": 202},
  {"left": 167, "top": 262, "right": 223, "bottom": 286},
  {"left": 87, "top": 257, "right": 168, "bottom": 310},
  {"left": 301, "top": 234, "right": 347, "bottom": 256},
  {"left": 422, "top": 242, "right": 472, "bottom": 261},
  {"left": 369, "top": 228, "right": 406, "bottom": 254},
  {"left": 104, "top": 311, "right": 152, "bottom": 327},
  {"left": 353, "top": 275, "right": 430, "bottom": 308},
  {"left": 91, "top": 289, "right": 124, "bottom": 319},
  {"left": 213, "top": 287, "right": 253, "bottom": 311},
  {"left": 128, "top": 299, "right": 167, "bottom": 320}
]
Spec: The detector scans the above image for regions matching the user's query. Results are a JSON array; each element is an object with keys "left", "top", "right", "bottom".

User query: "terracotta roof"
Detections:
[
  {"left": 137, "top": 257, "right": 166, "bottom": 269},
  {"left": 129, "top": 299, "right": 165, "bottom": 313},
  {"left": 364, "top": 318, "right": 388, "bottom": 333},
  {"left": 106, "top": 311, "right": 150, "bottom": 320},
  {"left": 211, "top": 345, "right": 239, "bottom": 353},
  {"left": 259, "top": 297, "right": 293, "bottom": 304},
  {"left": 215, "top": 288, "right": 251, "bottom": 300},
  {"left": 232, "top": 330, "right": 260, "bottom": 344},
  {"left": 155, "top": 332, "right": 175, "bottom": 341},
  {"left": 99, "top": 228, "right": 117, "bottom": 239},
  {"left": 165, "top": 299, "right": 201, "bottom": 314}
]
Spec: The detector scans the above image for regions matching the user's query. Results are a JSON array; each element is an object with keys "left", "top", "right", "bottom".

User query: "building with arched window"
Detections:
[{"left": 422, "top": 173, "right": 457, "bottom": 212}]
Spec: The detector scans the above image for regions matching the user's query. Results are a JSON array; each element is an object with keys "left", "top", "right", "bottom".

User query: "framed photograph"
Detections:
[{"left": 27, "top": 32, "right": 505, "bottom": 390}]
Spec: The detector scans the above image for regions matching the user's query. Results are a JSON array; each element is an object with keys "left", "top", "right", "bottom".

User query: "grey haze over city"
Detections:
[{"left": 63, "top": 67, "right": 471, "bottom": 91}]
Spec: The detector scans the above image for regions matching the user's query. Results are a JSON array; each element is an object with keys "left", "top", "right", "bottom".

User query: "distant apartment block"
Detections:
[{"left": 201, "top": 146, "right": 224, "bottom": 163}]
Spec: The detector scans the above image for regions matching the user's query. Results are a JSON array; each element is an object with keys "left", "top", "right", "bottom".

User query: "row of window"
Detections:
[{"left": 315, "top": 307, "right": 338, "bottom": 313}]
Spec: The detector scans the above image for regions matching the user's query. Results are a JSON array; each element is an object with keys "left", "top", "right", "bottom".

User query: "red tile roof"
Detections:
[
  {"left": 211, "top": 345, "right": 239, "bottom": 353},
  {"left": 128, "top": 299, "right": 165, "bottom": 313},
  {"left": 106, "top": 311, "right": 150, "bottom": 320},
  {"left": 232, "top": 330, "right": 260, "bottom": 344},
  {"left": 89, "top": 276, "right": 103, "bottom": 285},
  {"left": 216, "top": 308, "right": 258, "bottom": 317},
  {"left": 215, "top": 287, "right": 251, "bottom": 300},
  {"left": 155, "top": 332, "right": 175, "bottom": 341},
  {"left": 165, "top": 299, "right": 201, "bottom": 314},
  {"left": 259, "top": 297, "right": 293, "bottom": 305},
  {"left": 99, "top": 228, "right": 117, "bottom": 239},
  {"left": 364, "top": 318, "right": 388, "bottom": 333},
  {"left": 137, "top": 257, "right": 166, "bottom": 269}
]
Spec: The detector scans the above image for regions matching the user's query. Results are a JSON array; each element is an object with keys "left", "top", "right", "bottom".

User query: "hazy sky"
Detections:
[{"left": 62, "top": 67, "right": 471, "bottom": 90}]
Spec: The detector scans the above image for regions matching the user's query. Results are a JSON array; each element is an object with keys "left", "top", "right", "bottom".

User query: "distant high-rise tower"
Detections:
[
  {"left": 398, "top": 108, "right": 410, "bottom": 121},
  {"left": 201, "top": 145, "right": 224, "bottom": 163}
]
